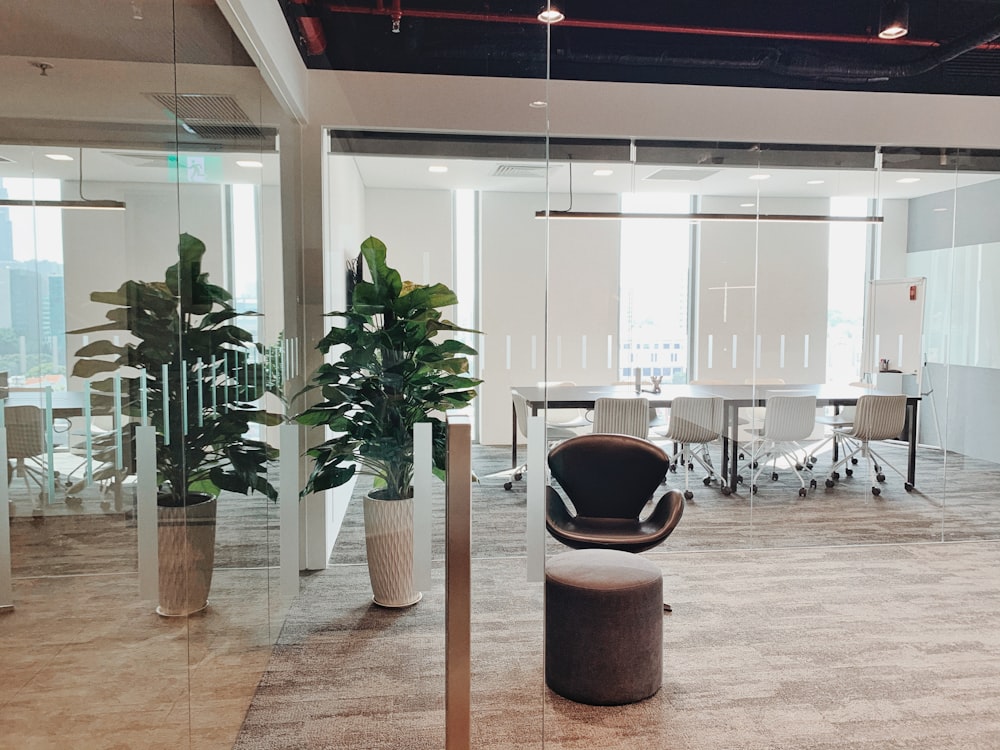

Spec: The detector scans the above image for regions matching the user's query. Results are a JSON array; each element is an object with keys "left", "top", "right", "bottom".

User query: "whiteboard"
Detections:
[{"left": 861, "top": 277, "right": 926, "bottom": 384}]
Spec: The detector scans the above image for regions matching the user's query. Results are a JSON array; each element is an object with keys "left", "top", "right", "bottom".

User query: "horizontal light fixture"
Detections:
[
  {"left": 45, "top": 153, "right": 74, "bottom": 161},
  {"left": 236, "top": 159, "right": 263, "bottom": 168},
  {"left": 0, "top": 198, "right": 126, "bottom": 211},
  {"left": 428, "top": 165, "right": 449, "bottom": 173},
  {"left": 593, "top": 169, "right": 614, "bottom": 177},
  {"left": 896, "top": 177, "right": 921, "bottom": 184},
  {"left": 806, "top": 179, "right": 825, "bottom": 185},
  {"left": 535, "top": 211, "right": 883, "bottom": 224},
  {"left": 749, "top": 173, "right": 771, "bottom": 181}
]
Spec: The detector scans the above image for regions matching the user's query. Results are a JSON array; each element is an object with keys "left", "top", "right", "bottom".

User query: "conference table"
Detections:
[
  {"left": 3, "top": 389, "right": 87, "bottom": 419},
  {"left": 512, "top": 383, "right": 920, "bottom": 491}
]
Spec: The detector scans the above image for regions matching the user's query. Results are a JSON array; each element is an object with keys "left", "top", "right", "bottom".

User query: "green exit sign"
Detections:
[{"left": 166, "top": 154, "right": 223, "bottom": 183}]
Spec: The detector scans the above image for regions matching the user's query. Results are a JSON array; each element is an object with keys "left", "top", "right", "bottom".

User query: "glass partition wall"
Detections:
[{"left": 1, "top": 3, "right": 285, "bottom": 746}]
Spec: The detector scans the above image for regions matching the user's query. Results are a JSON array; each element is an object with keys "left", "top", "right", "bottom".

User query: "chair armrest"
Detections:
[
  {"left": 645, "top": 489, "right": 685, "bottom": 535},
  {"left": 546, "top": 485, "right": 576, "bottom": 525}
]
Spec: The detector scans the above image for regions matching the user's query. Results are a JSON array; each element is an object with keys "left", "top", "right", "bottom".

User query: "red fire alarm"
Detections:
[{"left": 909, "top": 285, "right": 917, "bottom": 300}]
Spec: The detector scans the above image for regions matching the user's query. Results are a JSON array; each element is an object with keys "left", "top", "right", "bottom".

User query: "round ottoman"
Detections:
[{"left": 545, "top": 548, "right": 663, "bottom": 705}]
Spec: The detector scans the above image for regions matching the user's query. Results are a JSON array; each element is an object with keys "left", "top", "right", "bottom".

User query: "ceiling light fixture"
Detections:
[
  {"left": 428, "top": 165, "right": 448, "bottom": 173},
  {"left": 593, "top": 169, "right": 613, "bottom": 177},
  {"left": 749, "top": 173, "right": 771, "bottom": 181},
  {"left": 878, "top": 0, "right": 909, "bottom": 39},
  {"left": 740, "top": 203, "right": 756, "bottom": 208},
  {"left": 529, "top": 100, "right": 548, "bottom": 109},
  {"left": 537, "top": 6, "right": 565, "bottom": 23},
  {"left": 236, "top": 160, "right": 264, "bottom": 168},
  {"left": 0, "top": 147, "right": 125, "bottom": 211},
  {"left": 806, "top": 179, "right": 825, "bottom": 185},
  {"left": 535, "top": 211, "right": 883, "bottom": 224},
  {"left": 896, "top": 177, "right": 921, "bottom": 184}
]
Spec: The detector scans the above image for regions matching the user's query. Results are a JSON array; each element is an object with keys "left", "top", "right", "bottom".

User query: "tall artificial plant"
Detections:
[
  {"left": 298, "top": 236, "right": 480, "bottom": 500},
  {"left": 71, "top": 233, "right": 280, "bottom": 506}
]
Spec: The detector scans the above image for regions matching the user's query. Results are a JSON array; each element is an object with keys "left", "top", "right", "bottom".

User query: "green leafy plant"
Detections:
[
  {"left": 70, "top": 233, "right": 280, "bottom": 506},
  {"left": 297, "top": 236, "right": 480, "bottom": 500}
]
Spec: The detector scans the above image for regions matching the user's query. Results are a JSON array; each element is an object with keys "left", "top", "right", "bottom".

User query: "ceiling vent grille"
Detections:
[
  {"left": 645, "top": 168, "right": 720, "bottom": 181},
  {"left": 146, "top": 93, "right": 263, "bottom": 140},
  {"left": 493, "top": 164, "right": 558, "bottom": 178}
]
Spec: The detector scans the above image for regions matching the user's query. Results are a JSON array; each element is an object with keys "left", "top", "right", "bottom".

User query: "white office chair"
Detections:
[
  {"left": 824, "top": 394, "right": 912, "bottom": 496},
  {"left": 503, "top": 390, "right": 585, "bottom": 491},
  {"left": 657, "top": 396, "right": 724, "bottom": 500},
  {"left": 744, "top": 394, "right": 818, "bottom": 497},
  {"left": 592, "top": 397, "right": 651, "bottom": 440},
  {"left": 535, "top": 381, "right": 591, "bottom": 428},
  {"left": 5, "top": 404, "right": 55, "bottom": 511}
]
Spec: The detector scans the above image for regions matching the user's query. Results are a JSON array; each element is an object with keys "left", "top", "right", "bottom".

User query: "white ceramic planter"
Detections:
[{"left": 363, "top": 493, "right": 422, "bottom": 607}]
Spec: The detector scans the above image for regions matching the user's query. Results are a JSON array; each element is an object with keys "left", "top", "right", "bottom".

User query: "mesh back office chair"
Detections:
[
  {"left": 504, "top": 390, "right": 584, "bottom": 491},
  {"left": 824, "top": 394, "right": 912, "bottom": 496},
  {"left": 743, "top": 394, "right": 819, "bottom": 497},
  {"left": 656, "top": 396, "right": 724, "bottom": 500},
  {"left": 591, "top": 397, "right": 651, "bottom": 440}
]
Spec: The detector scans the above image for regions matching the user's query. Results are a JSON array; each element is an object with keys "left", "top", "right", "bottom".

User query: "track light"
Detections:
[
  {"left": 537, "top": 6, "right": 565, "bottom": 24},
  {"left": 879, "top": 0, "right": 909, "bottom": 40}
]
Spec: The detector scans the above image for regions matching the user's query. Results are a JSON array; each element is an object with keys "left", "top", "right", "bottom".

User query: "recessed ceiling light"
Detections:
[
  {"left": 806, "top": 179, "right": 825, "bottom": 185},
  {"left": 749, "top": 173, "right": 770, "bottom": 181},
  {"left": 593, "top": 169, "right": 613, "bottom": 177},
  {"left": 529, "top": 100, "right": 548, "bottom": 109},
  {"left": 428, "top": 165, "right": 448, "bottom": 174},
  {"left": 45, "top": 154, "right": 73, "bottom": 161},
  {"left": 236, "top": 160, "right": 263, "bottom": 168},
  {"left": 896, "top": 177, "right": 921, "bottom": 184},
  {"left": 933, "top": 207, "right": 949, "bottom": 212},
  {"left": 537, "top": 7, "right": 565, "bottom": 23},
  {"left": 740, "top": 202, "right": 756, "bottom": 208}
]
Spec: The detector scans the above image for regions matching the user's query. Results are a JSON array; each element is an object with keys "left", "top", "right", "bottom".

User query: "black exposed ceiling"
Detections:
[{"left": 278, "top": 0, "right": 1000, "bottom": 96}]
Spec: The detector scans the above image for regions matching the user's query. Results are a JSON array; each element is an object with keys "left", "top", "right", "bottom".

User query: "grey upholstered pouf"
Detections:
[{"left": 545, "top": 548, "right": 664, "bottom": 705}]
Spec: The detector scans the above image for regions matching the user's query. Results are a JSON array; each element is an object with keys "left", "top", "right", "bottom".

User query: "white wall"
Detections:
[
  {"left": 365, "top": 188, "right": 454, "bottom": 289},
  {"left": 696, "top": 196, "right": 830, "bottom": 384},
  {"left": 479, "top": 191, "right": 620, "bottom": 446}
]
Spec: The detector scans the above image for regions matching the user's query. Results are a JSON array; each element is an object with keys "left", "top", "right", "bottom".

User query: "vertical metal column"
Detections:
[
  {"left": 526, "top": 413, "right": 545, "bottom": 583},
  {"left": 279, "top": 422, "right": 300, "bottom": 599},
  {"left": 445, "top": 414, "right": 471, "bottom": 750},
  {"left": 413, "top": 422, "right": 433, "bottom": 591}
]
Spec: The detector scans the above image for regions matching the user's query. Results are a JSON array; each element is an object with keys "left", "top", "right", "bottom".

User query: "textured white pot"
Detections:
[
  {"left": 156, "top": 494, "right": 217, "bottom": 617},
  {"left": 363, "top": 493, "right": 422, "bottom": 607}
]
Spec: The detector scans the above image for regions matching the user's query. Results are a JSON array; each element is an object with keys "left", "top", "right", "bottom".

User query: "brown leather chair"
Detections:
[{"left": 545, "top": 433, "right": 685, "bottom": 553}]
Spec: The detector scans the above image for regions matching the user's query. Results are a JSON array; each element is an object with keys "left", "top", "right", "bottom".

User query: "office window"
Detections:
[
  {"left": 826, "top": 196, "right": 868, "bottom": 383},
  {"left": 619, "top": 192, "right": 691, "bottom": 383},
  {"left": 0, "top": 177, "right": 65, "bottom": 386}
]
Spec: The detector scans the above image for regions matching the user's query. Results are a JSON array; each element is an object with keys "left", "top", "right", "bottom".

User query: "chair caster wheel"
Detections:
[
  {"left": 809, "top": 479, "right": 817, "bottom": 489},
  {"left": 845, "top": 468, "right": 853, "bottom": 477},
  {"left": 751, "top": 484, "right": 759, "bottom": 494},
  {"left": 669, "top": 465, "right": 678, "bottom": 473},
  {"left": 851, "top": 458, "right": 858, "bottom": 465},
  {"left": 513, "top": 472, "right": 522, "bottom": 481},
  {"left": 721, "top": 486, "right": 732, "bottom": 496},
  {"left": 832, "top": 471, "right": 840, "bottom": 480},
  {"left": 795, "top": 463, "right": 804, "bottom": 471},
  {"left": 503, "top": 482, "right": 513, "bottom": 491},
  {"left": 798, "top": 488, "right": 807, "bottom": 497},
  {"left": 702, "top": 477, "right": 712, "bottom": 486},
  {"left": 683, "top": 490, "right": 694, "bottom": 500},
  {"left": 736, "top": 475, "right": 744, "bottom": 484},
  {"left": 876, "top": 473, "right": 886, "bottom": 482},
  {"left": 904, "top": 482, "right": 914, "bottom": 492},
  {"left": 770, "top": 472, "right": 779, "bottom": 482},
  {"left": 825, "top": 479, "right": 835, "bottom": 488},
  {"left": 807, "top": 457, "right": 817, "bottom": 466},
  {"left": 871, "top": 486, "right": 881, "bottom": 496}
]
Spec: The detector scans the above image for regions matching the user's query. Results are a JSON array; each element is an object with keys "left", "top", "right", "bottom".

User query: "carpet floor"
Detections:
[{"left": 232, "top": 442, "right": 1000, "bottom": 749}]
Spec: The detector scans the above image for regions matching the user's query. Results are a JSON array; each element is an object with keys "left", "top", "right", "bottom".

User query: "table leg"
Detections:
[
  {"left": 511, "top": 402, "right": 518, "bottom": 469},
  {"left": 726, "top": 402, "right": 739, "bottom": 491},
  {"left": 906, "top": 400, "right": 918, "bottom": 487}
]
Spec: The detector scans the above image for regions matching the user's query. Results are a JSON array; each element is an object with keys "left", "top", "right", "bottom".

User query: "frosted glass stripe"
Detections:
[{"left": 732, "top": 334, "right": 739, "bottom": 369}]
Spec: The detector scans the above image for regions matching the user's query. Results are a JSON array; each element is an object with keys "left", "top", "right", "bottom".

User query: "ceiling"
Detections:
[{"left": 279, "top": 0, "right": 1000, "bottom": 96}]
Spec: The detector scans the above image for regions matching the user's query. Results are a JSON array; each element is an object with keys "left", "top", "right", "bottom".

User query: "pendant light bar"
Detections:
[
  {"left": 535, "top": 210, "right": 883, "bottom": 223},
  {"left": 0, "top": 198, "right": 126, "bottom": 211}
]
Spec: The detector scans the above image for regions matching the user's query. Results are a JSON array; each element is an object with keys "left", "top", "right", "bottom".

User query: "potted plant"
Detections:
[
  {"left": 71, "top": 232, "right": 280, "bottom": 616},
  {"left": 297, "top": 236, "right": 480, "bottom": 607}
]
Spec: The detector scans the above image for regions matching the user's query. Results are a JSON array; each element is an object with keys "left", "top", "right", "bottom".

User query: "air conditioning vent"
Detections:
[
  {"left": 493, "top": 164, "right": 557, "bottom": 178},
  {"left": 145, "top": 93, "right": 264, "bottom": 140},
  {"left": 645, "top": 168, "right": 720, "bottom": 181}
]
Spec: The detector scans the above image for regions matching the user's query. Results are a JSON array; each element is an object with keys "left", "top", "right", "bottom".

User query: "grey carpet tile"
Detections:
[{"left": 232, "top": 439, "right": 1000, "bottom": 749}]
